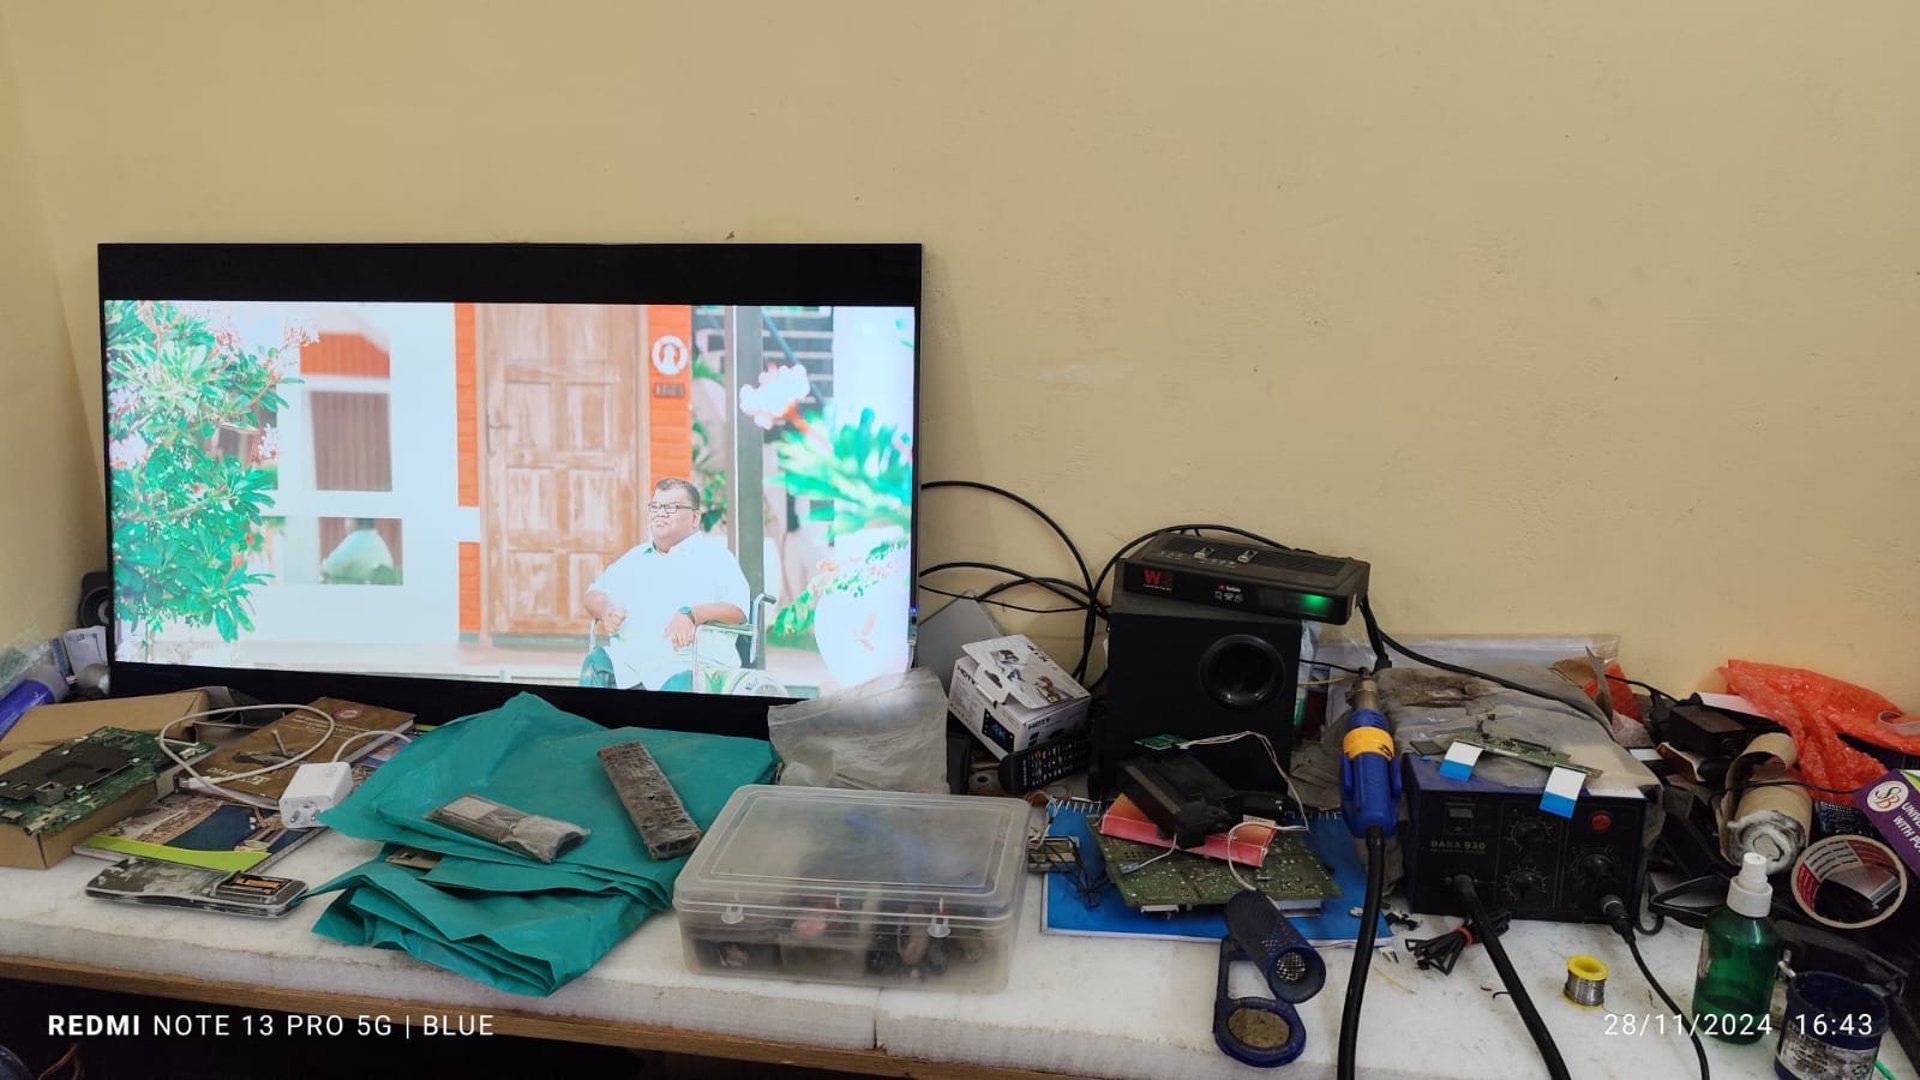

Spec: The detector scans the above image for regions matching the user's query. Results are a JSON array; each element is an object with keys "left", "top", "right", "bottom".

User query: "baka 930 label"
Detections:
[{"left": 1604, "top": 1013, "right": 1772, "bottom": 1038}]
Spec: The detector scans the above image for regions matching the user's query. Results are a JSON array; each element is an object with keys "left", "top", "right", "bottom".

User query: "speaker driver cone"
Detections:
[{"left": 1199, "top": 634, "right": 1282, "bottom": 710}]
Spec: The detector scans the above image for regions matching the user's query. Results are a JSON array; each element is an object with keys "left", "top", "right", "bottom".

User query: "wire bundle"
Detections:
[
  {"left": 1406, "top": 908, "right": 1513, "bottom": 975},
  {"left": 917, "top": 483, "right": 1387, "bottom": 684}
]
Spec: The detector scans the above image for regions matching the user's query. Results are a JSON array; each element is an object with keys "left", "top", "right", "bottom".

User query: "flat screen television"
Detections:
[{"left": 99, "top": 243, "right": 921, "bottom": 736}]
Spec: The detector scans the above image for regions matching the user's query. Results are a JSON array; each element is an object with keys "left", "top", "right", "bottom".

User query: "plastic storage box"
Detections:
[{"left": 673, "top": 785, "right": 1028, "bottom": 991}]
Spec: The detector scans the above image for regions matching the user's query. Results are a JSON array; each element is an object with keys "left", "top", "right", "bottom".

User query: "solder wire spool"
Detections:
[{"left": 1563, "top": 955, "right": 1608, "bottom": 1009}]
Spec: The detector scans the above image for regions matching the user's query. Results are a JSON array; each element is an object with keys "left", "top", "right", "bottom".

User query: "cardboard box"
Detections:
[
  {"left": 0, "top": 691, "right": 210, "bottom": 763},
  {"left": 0, "top": 691, "right": 210, "bottom": 869},
  {"left": 1856, "top": 769, "right": 1920, "bottom": 878},
  {"left": 948, "top": 635, "right": 1089, "bottom": 759}
]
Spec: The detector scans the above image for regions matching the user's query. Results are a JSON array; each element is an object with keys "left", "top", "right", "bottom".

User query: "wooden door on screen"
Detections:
[{"left": 476, "top": 304, "right": 644, "bottom": 637}]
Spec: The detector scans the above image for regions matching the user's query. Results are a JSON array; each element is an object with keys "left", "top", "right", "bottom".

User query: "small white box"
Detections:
[{"left": 948, "top": 635, "right": 1090, "bottom": 759}]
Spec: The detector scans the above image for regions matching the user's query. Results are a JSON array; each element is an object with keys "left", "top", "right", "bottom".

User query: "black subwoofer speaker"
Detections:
[
  {"left": 1093, "top": 590, "right": 1301, "bottom": 798},
  {"left": 77, "top": 570, "right": 112, "bottom": 629}
]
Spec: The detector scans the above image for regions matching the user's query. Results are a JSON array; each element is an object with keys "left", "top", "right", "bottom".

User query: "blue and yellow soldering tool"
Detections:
[
  {"left": 1336, "top": 674, "right": 1400, "bottom": 1080},
  {"left": 1339, "top": 676, "right": 1400, "bottom": 839}
]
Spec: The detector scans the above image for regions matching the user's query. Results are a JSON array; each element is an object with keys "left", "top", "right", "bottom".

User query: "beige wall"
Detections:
[
  {"left": 4, "top": 2, "right": 1916, "bottom": 701},
  {"left": 0, "top": 18, "right": 102, "bottom": 641}
]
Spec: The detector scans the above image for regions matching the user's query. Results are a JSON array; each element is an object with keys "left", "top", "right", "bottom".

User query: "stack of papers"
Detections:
[{"left": 308, "top": 693, "right": 776, "bottom": 995}]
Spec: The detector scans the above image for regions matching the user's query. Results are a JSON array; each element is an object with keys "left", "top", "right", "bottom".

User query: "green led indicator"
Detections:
[{"left": 1293, "top": 593, "right": 1336, "bottom": 617}]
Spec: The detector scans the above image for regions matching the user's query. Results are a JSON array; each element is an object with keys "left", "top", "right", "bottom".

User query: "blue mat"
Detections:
[{"left": 1041, "top": 805, "right": 1391, "bottom": 944}]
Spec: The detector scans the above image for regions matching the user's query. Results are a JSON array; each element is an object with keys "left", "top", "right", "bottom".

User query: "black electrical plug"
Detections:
[{"left": 1599, "top": 893, "right": 1635, "bottom": 940}]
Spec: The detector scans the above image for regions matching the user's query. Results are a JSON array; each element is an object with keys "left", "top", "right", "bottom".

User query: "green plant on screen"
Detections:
[{"left": 105, "top": 300, "right": 301, "bottom": 656}]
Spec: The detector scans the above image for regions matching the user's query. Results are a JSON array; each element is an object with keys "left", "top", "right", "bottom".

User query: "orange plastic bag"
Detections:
[{"left": 1722, "top": 660, "right": 1920, "bottom": 800}]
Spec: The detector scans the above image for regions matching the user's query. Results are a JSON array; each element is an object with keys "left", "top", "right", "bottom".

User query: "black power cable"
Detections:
[
  {"left": 1407, "top": 907, "right": 1512, "bottom": 975},
  {"left": 978, "top": 574, "right": 1102, "bottom": 612},
  {"left": 920, "top": 480, "right": 1095, "bottom": 603},
  {"left": 1452, "top": 875, "right": 1571, "bottom": 1080},
  {"left": 1602, "top": 894, "right": 1710, "bottom": 1080},
  {"left": 917, "top": 584, "right": 1090, "bottom": 616},
  {"left": 1379, "top": 627, "right": 1611, "bottom": 731},
  {"left": 1336, "top": 827, "right": 1388, "bottom": 1080},
  {"left": 1603, "top": 672, "right": 1681, "bottom": 704},
  {"left": 918, "top": 560, "right": 1099, "bottom": 611},
  {"left": 1357, "top": 594, "right": 1391, "bottom": 673}
]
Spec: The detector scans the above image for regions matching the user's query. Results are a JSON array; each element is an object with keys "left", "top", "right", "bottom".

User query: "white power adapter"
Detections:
[{"left": 279, "top": 762, "right": 355, "bottom": 829}]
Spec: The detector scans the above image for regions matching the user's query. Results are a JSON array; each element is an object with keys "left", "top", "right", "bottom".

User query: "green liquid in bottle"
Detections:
[{"left": 1691, "top": 899, "right": 1780, "bottom": 1044}]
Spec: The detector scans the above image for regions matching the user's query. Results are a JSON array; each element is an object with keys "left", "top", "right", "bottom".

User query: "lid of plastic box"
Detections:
[{"left": 674, "top": 786, "right": 1028, "bottom": 927}]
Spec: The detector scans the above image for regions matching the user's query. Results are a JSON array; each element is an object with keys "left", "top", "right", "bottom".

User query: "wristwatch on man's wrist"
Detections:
[{"left": 677, "top": 605, "right": 694, "bottom": 622}]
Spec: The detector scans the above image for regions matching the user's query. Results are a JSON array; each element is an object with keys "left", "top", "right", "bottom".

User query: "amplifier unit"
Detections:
[{"left": 1119, "top": 534, "right": 1369, "bottom": 624}]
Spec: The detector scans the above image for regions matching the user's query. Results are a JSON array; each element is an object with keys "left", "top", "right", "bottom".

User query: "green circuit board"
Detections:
[
  {"left": 0, "top": 727, "right": 213, "bottom": 838},
  {"left": 1093, "top": 826, "right": 1341, "bottom": 912},
  {"left": 1454, "top": 733, "right": 1597, "bottom": 776}
]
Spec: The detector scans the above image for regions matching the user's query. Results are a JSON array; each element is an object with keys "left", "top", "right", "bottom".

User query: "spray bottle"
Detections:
[{"left": 1692, "top": 851, "right": 1781, "bottom": 1043}]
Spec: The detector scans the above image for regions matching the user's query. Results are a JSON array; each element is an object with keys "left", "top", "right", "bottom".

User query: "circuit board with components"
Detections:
[
  {"left": 1093, "top": 826, "right": 1341, "bottom": 912},
  {"left": 1453, "top": 733, "right": 1596, "bottom": 776},
  {"left": 0, "top": 728, "right": 212, "bottom": 837}
]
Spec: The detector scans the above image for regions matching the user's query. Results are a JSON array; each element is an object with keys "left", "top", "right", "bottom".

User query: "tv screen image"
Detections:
[{"left": 104, "top": 287, "right": 915, "bottom": 704}]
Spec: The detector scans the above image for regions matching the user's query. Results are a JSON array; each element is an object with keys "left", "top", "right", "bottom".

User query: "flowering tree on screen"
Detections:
[
  {"left": 104, "top": 300, "right": 307, "bottom": 657},
  {"left": 764, "top": 403, "right": 914, "bottom": 655}
]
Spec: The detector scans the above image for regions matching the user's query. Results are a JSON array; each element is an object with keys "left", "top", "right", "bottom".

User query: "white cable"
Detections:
[
  {"left": 159, "top": 702, "right": 338, "bottom": 797},
  {"left": 1178, "top": 730, "right": 1311, "bottom": 831},
  {"left": 1119, "top": 844, "right": 1182, "bottom": 874},
  {"left": 1224, "top": 820, "right": 1260, "bottom": 893},
  {"left": 1118, "top": 819, "right": 1271, "bottom": 888},
  {"left": 330, "top": 729, "right": 414, "bottom": 763}
]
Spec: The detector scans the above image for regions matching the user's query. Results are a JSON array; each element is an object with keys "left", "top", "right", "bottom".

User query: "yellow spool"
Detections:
[{"left": 1564, "top": 955, "right": 1608, "bottom": 1008}]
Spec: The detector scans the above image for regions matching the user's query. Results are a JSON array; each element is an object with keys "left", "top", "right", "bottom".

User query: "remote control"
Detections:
[
  {"left": 998, "top": 732, "right": 1092, "bottom": 794},
  {"left": 598, "top": 740, "right": 702, "bottom": 859}
]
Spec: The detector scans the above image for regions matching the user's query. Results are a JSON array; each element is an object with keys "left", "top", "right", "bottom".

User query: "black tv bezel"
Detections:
[{"left": 98, "top": 242, "right": 923, "bottom": 738}]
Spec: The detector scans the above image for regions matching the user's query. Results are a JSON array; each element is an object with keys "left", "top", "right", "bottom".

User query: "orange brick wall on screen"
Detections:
[
  {"left": 458, "top": 542, "right": 481, "bottom": 635},
  {"left": 455, "top": 304, "right": 479, "bottom": 634},
  {"left": 455, "top": 304, "right": 478, "bottom": 508},
  {"left": 646, "top": 306, "right": 693, "bottom": 487}
]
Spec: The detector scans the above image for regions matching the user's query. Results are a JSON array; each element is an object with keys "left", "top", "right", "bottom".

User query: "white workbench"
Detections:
[{"left": 0, "top": 831, "right": 1906, "bottom": 1079}]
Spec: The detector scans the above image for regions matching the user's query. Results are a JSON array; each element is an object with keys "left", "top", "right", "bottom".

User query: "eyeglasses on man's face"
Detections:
[{"left": 646, "top": 502, "right": 695, "bottom": 515}]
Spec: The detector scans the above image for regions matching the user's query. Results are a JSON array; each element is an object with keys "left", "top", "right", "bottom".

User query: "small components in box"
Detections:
[{"left": 673, "top": 785, "right": 1028, "bottom": 991}]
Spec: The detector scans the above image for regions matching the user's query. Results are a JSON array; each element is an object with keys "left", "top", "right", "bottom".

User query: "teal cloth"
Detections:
[{"left": 308, "top": 692, "right": 777, "bottom": 994}]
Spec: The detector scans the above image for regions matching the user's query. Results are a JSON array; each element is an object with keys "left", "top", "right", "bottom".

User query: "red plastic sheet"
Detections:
[{"left": 1722, "top": 660, "right": 1920, "bottom": 800}]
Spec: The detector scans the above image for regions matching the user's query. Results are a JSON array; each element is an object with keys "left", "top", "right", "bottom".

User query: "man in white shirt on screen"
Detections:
[{"left": 583, "top": 478, "right": 750, "bottom": 692}]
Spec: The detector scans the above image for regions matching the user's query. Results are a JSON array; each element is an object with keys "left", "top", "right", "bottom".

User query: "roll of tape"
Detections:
[{"left": 1790, "top": 833, "right": 1909, "bottom": 930}]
